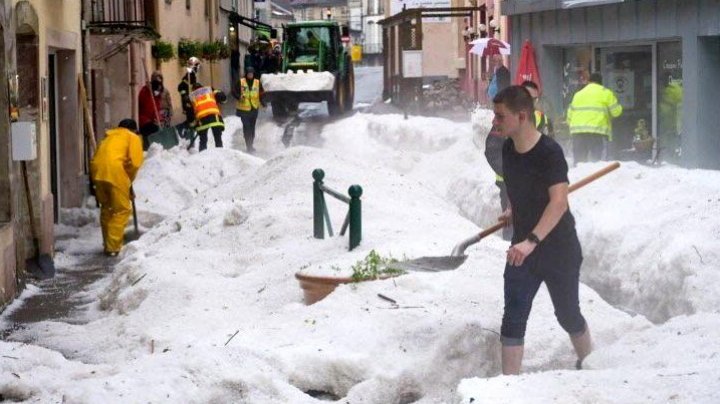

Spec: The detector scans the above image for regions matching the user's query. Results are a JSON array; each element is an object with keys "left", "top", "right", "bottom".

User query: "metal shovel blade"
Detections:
[{"left": 390, "top": 255, "right": 468, "bottom": 273}]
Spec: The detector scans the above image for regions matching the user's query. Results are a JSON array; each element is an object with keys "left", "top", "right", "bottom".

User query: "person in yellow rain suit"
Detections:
[{"left": 90, "top": 119, "right": 144, "bottom": 257}]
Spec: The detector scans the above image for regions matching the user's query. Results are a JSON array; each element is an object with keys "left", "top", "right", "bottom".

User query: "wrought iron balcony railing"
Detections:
[{"left": 89, "top": 0, "right": 155, "bottom": 33}]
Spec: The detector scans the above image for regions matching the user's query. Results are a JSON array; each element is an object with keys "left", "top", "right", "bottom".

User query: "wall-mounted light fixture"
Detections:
[{"left": 488, "top": 18, "right": 500, "bottom": 35}]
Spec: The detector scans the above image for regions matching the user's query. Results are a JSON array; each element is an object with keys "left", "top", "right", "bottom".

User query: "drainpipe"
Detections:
[
  {"left": 129, "top": 42, "right": 138, "bottom": 122},
  {"left": 81, "top": 0, "right": 93, "bottom": 163},
  {"left": 209, "top": 0, "right": 216, "bottom": 87}
]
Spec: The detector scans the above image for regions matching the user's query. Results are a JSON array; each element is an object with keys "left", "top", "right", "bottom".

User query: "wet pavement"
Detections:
[{"left": 0, "top": 235, "right": 129, "bottom": 341}]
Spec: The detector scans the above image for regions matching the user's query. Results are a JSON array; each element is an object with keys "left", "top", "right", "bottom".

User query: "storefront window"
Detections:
[
  {"left": 596, "top": 45, "right": 653, "bottom": 156},
  {"left": 562, "top": 47, "right": 592, "bottom": 111},
  {"left": 656, "top": 41, "right": 683, "bottom": 162}
]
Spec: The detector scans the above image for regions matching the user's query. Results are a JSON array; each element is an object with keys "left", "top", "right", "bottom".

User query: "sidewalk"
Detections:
[{"left": 0, "top": 223, "right": 130, "bottom": 342}]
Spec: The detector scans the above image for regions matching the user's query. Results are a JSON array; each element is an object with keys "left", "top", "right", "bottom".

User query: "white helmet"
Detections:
[{"left": 187, "top": 57, "right": 201, "bottom": 74}]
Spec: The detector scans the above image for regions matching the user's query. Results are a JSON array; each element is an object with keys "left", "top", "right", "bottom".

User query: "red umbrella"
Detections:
[{"left": 515, "top": 40, "right": 542, "bottom": 91}]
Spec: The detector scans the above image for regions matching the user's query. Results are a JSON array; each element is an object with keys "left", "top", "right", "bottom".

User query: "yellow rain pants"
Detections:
[
  {"left": 90, "top": 127, "right": 143, "bottom": 253},
  {"left": 94, "top": 182, "right": 132, "bottom": 253}
]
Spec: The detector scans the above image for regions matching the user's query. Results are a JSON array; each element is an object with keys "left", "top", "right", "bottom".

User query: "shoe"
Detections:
[
  {"left": 104, "top": 251, "right": 119, "bottom": 257},
  {"left": 575, "top": 359, "right": 583, "bottom": 370}
]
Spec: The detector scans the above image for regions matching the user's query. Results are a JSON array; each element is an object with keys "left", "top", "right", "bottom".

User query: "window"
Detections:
[{"left": 657, "top": 41, "right": 683, "bottom": 163}]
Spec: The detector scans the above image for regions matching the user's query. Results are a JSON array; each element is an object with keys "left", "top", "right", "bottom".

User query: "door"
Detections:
[
  {"left": 48, "top": 54, "right": 59, "bottom": 223},
  {"left": 596, "top": 45, "right": 653, "bottom": 158}
]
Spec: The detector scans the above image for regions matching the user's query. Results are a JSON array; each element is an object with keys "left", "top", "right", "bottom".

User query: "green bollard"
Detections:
[
  {"left": 313, "top": 169, "right": 325, "bottom": 239},
  {"left": 348, "top": 185, "right": 363, "bottom": 251}
]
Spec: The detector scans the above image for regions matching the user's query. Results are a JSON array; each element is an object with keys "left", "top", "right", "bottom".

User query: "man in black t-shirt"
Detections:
[{"left": 492, "top": 85, "right": 592, "bottom": 375}]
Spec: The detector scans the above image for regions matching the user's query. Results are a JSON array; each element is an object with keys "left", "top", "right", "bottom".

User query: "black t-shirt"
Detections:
[{"left": 502, "top": 135, "right": 577, "bottom": 245}]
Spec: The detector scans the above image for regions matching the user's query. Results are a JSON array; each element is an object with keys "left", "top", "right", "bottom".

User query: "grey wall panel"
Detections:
[
  {"left": 656, "top": 0, "right": 678, "bottom": 38},
  {"left": 541, "top": 10, "right": 558, "bottom": 45},
  {"left": 586, "top": 6, "right": 604, "bottom": 42},
  {"left": 570, "top": 8, "right": 587, "bottom": 44},
  {"left": 680, "top": 35, "right": 699, "bottom": 167},
  {"left": 601, "top": 4, "right": 619, "bottom": 42},
  {"left": 696, "top": 36, "right": 720, "bottom": 168},
  {"left": 531, "top": 12, "right": 544, "bottom": 45},
  {"left": 637, "top": 0, "right": 657, "bottom": 39},
  {"left": 558, "top": 10, "right": 572, "bottom": 43},
  {"left": 677, "top": 0, "right": 698, "bottom": 38},
  {"left": 618, "top": 1, "right": 638, "bottom": 42},
  {"left": 698, "top": 0, "right": 720, "bottom": 35},
  {"left": 520, "top": 13, "right": 532, "bottom": 43}
]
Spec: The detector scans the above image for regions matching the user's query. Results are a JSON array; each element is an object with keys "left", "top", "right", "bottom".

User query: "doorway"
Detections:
[
  {"left": 0, "top": 25, "right": 10, "bottom": 223},
  {"left": 48, "top": 53, "right": 59, "bottom": 223},
  {"left": 595, "top": 45, "right": 653, "bottom": 158}
]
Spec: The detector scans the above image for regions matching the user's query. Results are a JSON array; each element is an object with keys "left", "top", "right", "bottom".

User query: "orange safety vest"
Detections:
[{"left": 190, "top": 87, "right": 221, "bottom": 120}]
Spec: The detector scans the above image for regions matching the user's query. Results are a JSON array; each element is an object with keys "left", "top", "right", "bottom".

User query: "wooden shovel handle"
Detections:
[
  {"left": 452, "top": 162, "right": 621, "bottom": 255},
  {"left": 486, "top": 161, "right": 620, "bottom": 239},
  {"left": 568, "top": 161, "right": 620, "bottom": 193}
]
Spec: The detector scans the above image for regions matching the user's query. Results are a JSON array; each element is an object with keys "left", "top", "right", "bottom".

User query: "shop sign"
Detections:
[
  {"left": 391, "top": 0, "right": 451, "bottom": 22},
  {"left": 607, "top": 70, "right": 634, "bottom": 108},
  {"left": 402, "top": 50, "right": 423, "bottom": 78},
  {"left": 562, "top": 0, "right": 624, "bottom": 8}
]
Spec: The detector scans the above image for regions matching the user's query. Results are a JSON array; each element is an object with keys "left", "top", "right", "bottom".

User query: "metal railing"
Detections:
[
  {"left": 90, "top": 0, "right": 148, "bottom": 27},
  {"left": 312, "top": 169, "right": 363, "bottom": 251}
]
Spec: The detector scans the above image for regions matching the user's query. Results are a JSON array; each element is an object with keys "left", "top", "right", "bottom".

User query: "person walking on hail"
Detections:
[
  {"left": 235, "top": 66, "right": 264, "bottom": 153},
  {"left": 492, "top": 85, "right": 592, "bottom": 375}
]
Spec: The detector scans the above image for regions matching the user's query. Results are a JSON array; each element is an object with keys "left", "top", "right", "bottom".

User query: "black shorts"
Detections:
[{"left": 500, "top": 237, "right": 586, "bottom": 345}]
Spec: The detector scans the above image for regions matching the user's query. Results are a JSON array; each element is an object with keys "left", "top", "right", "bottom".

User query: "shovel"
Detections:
[
  {"left": 393, "top": 162, "right": 621, "bottom": 272},
  {"left": 130, "top": 186, "right": 140, "bottom": 239},
  {"left": 21, "top": 161, "right": 55, "bottom": 279}
]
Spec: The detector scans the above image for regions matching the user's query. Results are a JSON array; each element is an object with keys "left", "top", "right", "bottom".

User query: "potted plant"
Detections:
[
  {"left": 151, "top": 39, "right": 175, "bottom": 64},
  {"left": 177, "top": 38, "right": 202, "bottom": 61},
  {"left": 201, "top": 40, "right": 231, "bottom": 61},
  {"left": 295, "top": 250, "right": 405, "bottom": 305}
]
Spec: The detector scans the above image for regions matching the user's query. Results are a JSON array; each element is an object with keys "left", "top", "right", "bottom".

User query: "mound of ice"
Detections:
[{"left": 261, "top": 70, "right": 336, "bottom": 92}]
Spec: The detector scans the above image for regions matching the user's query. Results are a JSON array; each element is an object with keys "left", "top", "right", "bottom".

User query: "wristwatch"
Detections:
[{"left": 527, "top": 232, "right": 541, "bottom": 245}]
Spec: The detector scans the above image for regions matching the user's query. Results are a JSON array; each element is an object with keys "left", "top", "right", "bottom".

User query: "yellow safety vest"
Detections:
[
  {"left": 236, "top": 78, "right": 261, "bottom": 111},
  {"left": 535, "top": 110, "right": 546, "bottom": 130},
  {"left": 190, "top": 87, "right": 221, "bottom": 120},
  {"left": 567, "top": 83, "right": 623, "bottom": 140}
]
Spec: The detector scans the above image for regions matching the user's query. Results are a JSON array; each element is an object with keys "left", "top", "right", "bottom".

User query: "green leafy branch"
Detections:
[{"left": 350, "top": 250, "right": 405, "bottom": 282}]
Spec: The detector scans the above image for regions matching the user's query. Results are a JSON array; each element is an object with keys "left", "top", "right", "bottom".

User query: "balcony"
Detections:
[{"left": 88, "top": 0, "right": 157, "bottom": 37}]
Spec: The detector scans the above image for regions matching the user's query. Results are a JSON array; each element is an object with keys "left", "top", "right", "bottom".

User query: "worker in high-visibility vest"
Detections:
[
  {"left": 90, "top": 119, "right": 144, "bottom": 257},
  {"left": 567, "top": 73, "right": 623, "bottom": 165},
  {"left": 521, "top": 81, "right": 554, "bottom": 137},
  {"left": 235, "top": 66, "right": 265, "bottom": 153},
  {"left": 190, "top": 83, "right": 227, "bottom": 151}
]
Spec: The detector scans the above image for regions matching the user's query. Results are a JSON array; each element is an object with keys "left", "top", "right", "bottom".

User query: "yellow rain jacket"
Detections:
[
  {"left": 91, "top": 127, "right": 144, "bottom": 191},
  {"left": 567, "top": 83, "right": 623, "bottom": 140},
  {"left": 90, "top": 127, "right": 144, "bottom": 253}
]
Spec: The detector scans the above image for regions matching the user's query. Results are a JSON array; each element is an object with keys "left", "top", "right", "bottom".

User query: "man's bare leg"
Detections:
[
  {"left": 570, "top": 325, "right": 593, "bottom": 369},
  {"left": 502, "top": 345, "right": 524, "bottom": 375}
]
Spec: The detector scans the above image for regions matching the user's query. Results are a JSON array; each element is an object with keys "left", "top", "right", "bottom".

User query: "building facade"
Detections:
[
  {"left": 88, "top": 0, "right": 254, "bottom": 136},
  {"left": 255, "top": 0, "right": 294, "bottom": 37},
  {"left": 380, "top": 0, "right": 507, "bottom": 102},
  {"left": 291, "top": 0, "right": 350, "bottom": 26},
  {"left": 503, "top": 0, "right": 720, "bottom": 168},
  {"left": 1, "top": 0, "right": 85, "bottom": 307}
]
